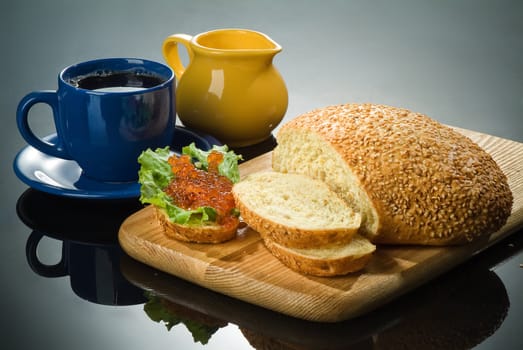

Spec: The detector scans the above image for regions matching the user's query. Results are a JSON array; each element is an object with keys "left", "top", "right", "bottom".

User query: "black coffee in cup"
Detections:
[{"left": 69, "top": 71, "right": 165, "bottom": 92}]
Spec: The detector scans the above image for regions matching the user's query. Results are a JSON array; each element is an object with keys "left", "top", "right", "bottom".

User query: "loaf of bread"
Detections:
[
  {"left": 272, "top": 103, "right": 513, "bottom": 245},
  {"left": 233, "top": 171, "right": 375, "bottom": 275}
]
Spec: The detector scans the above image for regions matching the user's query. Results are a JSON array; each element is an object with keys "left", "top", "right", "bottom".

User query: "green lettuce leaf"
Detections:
[
  {"left": 137, "top": 146, "right": 172, "bottom": 205},
  {"left": 182, "top": 143, "right": 243, "bottom": 183}
]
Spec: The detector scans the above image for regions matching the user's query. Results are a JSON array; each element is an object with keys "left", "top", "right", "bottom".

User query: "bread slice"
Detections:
[
  {"left": 233, "top": 171, "right": 374, "bottom": 275},
  {"left": 232, "top": 171, "right": 361, "bottom": 249},
  {"left": 272, "top": 103, "right": 513, "bottom": 245},
  {"left": 263, "top": 234, "right": 375, "bottom": 276},
  {"left": 155, "top": 207, "right": 238, "bottom": 244}
]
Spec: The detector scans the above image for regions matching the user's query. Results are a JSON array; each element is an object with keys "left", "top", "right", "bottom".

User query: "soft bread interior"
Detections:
[
  {"left": 235, "top": 172, "right": 360, "bottom": 230},
  {"left": 273, "top": 130, "right": 379, "bottom": 237}
]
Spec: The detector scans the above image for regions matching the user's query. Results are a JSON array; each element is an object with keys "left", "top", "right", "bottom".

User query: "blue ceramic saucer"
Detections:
[{"left": 13, "top": 126, "right": 221, "bottom": 199}]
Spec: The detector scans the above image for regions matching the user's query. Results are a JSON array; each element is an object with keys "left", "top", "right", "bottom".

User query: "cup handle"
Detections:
[
  {"left": 16, "top": 91, "right": 72, "bottom": 159},
  {"left": 162, "top": 34, "right": 194, "bottom": 81},
  {"left": 25, "top": 231, "right": 68, "bottom": 278}
]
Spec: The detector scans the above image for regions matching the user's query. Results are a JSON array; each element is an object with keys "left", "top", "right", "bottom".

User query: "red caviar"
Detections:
[{"left": 165, "top": 151, "right": 238, "bottom": 229}]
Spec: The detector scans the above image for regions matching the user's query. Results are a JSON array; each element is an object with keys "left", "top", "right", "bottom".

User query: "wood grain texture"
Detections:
[{"left": 119, "top": 128, "right": 523, "bottom": 322}]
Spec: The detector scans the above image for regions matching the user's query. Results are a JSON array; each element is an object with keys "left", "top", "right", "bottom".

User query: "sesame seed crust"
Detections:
[{"left": 273, "top": 103, "right": 513, "bottom": 245}]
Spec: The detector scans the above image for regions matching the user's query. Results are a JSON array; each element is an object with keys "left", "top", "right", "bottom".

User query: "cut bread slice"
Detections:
[
  {"left": 155, "top": 207, "right": 238, "bottom": 244},
  {"left": 263, "top": 234, "right": 376, "bottom": 276},
  {"left": 232, "top": 171, "right": 362, "bottom": 249}
]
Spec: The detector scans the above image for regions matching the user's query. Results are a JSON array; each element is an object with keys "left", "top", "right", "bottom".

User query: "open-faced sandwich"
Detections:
[{"left": 138, "top": 143, "right": 242, "bottom": 243}]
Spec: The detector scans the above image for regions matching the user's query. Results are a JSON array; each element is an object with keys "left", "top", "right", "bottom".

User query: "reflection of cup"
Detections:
[
  {"left": 16, "top": 189, "right": 146, "bottom": 306},
  {"left": 26, "top": 231, "right": 145, "bottom": 305},
  {"left": 16, "top": 58, "right": 175, "bottom": 182}
]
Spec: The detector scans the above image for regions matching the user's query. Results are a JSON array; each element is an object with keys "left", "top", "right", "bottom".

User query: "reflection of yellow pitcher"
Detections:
[{"left": 163, "top": 28, "right": 288, "bottom": 147}]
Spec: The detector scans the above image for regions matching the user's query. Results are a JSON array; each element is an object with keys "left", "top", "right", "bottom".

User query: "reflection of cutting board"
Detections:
[{"left": 119, "top": 127, "right": 523, "bottom": 322}]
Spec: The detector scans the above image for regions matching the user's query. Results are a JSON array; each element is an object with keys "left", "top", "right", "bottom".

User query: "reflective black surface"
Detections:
[
  {"left": 2, "top": 1, "right": 522, "bottom": 349},
  {"left": 9, "top": 187, "right": 523, "bottom": 349}
]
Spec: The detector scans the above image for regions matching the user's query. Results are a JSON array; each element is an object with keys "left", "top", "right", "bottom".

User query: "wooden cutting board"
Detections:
[{"left": 119, "top": 127, "right": 523, "bottom": 322}]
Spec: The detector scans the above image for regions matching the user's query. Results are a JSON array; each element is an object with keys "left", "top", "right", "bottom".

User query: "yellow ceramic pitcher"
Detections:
[{"left": 162, "top": 28, "right": 288, "bottom": 147}]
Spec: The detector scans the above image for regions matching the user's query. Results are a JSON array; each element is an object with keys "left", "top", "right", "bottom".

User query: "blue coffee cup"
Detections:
[{"left": 17, "top": 58, "right": 175, "bottom": 182}]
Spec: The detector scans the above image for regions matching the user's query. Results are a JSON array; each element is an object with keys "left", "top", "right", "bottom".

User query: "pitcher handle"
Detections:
[{"left": 162, "top": 34, "right": 194, "bottom": 81}]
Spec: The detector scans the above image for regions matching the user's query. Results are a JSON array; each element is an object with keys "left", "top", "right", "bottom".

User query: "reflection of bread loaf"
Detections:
[
  {"left": 272, "top": 103, "right": 513, "bottom": 245},
  {"left": 374, "top": 269, "right": 509, "bottom": 349},
  {"left": 233, "top": 172, "right": 375, "bottom": 276}
]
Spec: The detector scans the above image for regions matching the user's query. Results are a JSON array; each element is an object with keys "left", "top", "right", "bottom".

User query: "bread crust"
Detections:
[
  {"left": 155, "top": 207, "right": 237, "bottom": 244},
  {"left": 263, "top": 235, "right": 375, "bottom": 276},
  {"left": 273, "top": 103, "right": 513, "bottom": 245}
]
